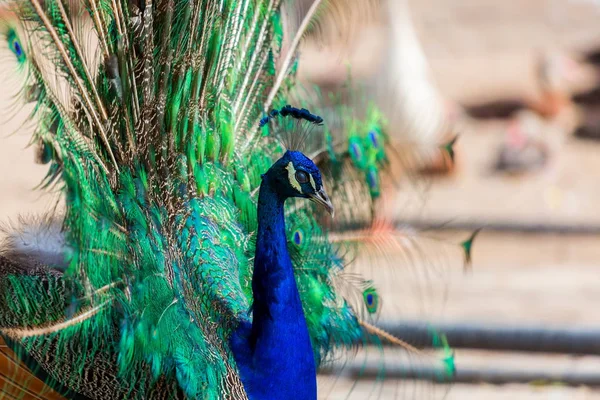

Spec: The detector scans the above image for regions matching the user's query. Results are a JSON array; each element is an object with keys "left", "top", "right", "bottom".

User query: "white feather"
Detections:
[{"left": 1, "top": 214, "right": 68, "bottom": 271}]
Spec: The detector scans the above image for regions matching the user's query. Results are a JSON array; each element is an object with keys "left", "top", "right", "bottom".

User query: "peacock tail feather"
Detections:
[{"left": 0, "top": 0, "right": 473, "bottom": 399}]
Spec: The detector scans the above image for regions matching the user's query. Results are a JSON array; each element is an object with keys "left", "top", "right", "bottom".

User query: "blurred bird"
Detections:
[
  {"left": 295, "top": 0, "right": 461, "bottom": 177},
  {"left": 494, "top": 111, "right": 552, "bottom": 174},
  {"left": 463, "top": 50, "right": 580, "bottom": 122}
]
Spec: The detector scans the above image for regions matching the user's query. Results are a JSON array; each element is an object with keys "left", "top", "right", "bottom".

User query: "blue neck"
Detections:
[{"left": 231, "top": 177, "right": 317, "bottom": 400}]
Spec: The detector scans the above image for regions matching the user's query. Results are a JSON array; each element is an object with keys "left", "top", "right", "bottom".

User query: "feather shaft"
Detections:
[
  {"left": 29, "top": 0, "right": 119, "bottom": 171},
  {"left": 1, "top": 300, "right": 110, "bottom": 338},
  {"left": 264, "top": 0, "right": 325, "bottom": 110},
  {"left": 55, "top": 0, "right": 109, "bottom": 121}
]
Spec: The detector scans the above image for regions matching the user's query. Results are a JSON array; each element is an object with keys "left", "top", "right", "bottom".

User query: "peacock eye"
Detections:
[
  {"left": 7, "top": 30, "right": 25, "bottom": 63},
  {"left": 295, "top": 170, "right": 309, "bottom": 184}
]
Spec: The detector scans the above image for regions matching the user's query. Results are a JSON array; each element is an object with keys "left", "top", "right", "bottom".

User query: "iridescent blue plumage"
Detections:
[{"left": 231, "top": 150, "right": 332, "bottom": 400}]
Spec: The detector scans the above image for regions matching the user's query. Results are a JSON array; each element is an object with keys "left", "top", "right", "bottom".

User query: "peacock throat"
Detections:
[{"left": 232, "top": 150, "right": 332, "bottom": 400}]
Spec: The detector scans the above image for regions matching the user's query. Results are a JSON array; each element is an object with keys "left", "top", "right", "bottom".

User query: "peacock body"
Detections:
[{"left": 0, "top": 1, "right": 469, "bottom": 399}]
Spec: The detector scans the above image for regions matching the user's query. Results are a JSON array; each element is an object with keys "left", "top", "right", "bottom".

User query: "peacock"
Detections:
[{"left": 0, "top": 1, "right": 474, "bottom": 399}]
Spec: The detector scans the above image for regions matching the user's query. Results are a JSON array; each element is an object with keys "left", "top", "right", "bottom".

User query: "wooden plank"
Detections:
[
  {"left": 376, "top": 320, "right": 600, "bottom": 354},
  {"left": 0, "top": 337, "right": 65, "bottom": 400}
]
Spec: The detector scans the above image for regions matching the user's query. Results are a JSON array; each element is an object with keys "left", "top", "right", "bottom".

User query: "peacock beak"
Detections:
[{"left": 309, "top": 188, "right": 334, "bottom": 217}]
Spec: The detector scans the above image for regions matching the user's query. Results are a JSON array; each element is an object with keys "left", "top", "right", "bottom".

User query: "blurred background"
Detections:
[{"left": 3, "top": 0, "right": 600, "bottom": 399}]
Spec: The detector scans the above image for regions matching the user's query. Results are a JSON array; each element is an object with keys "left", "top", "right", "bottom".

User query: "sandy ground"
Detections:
[{"left": 2, "top": 0, "right": 600, "bottom": 399}]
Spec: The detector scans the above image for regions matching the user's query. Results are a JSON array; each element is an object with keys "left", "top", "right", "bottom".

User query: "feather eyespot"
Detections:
[
  {"left": 295, "top": 170, "right": 309, "bottom": 184},
  {"left": 363, "top": 287, "right": 379, "bottom": 314},
  {"left": 292, "top": 229, "right": 304, "bottom": 246},
  {"left": 351, "top": 143, "right": 361, "bottom": 159},
  {"left": 349, "top": 140, "right": 363, "bottom": 165},
  {"left": 367, "top": 168, "right": 378, "bottom": 189},
  {"left": 368, "top": 130, "right": 379, "bottom": 148},
  {"left": 7, "top": 30, "right": 25, "bottom": 62},
  {"left": 13, "top": 41, "right": 22, "bottom": 57}
]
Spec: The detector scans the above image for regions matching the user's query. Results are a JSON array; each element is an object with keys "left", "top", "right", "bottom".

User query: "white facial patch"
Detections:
[
  {"left": 308, "top": 174, "right": 317, "bottom": 191},
  {"left": 285, "top": 162, "right": 302, "bottom": 192}
]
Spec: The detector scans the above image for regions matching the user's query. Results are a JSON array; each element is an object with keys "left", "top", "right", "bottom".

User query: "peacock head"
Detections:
[{"left": 263, "top": 150, "right": 334, "bottom": 216}]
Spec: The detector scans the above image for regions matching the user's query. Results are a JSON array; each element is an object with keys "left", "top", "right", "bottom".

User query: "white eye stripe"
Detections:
[
  {"left": 285, "top": 162, "right": 302, "bottom": 192},
  {"left": 308, "top": 174, "right": 316, "bottom": 191}
]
